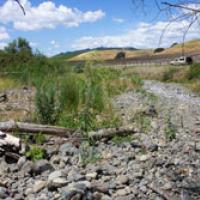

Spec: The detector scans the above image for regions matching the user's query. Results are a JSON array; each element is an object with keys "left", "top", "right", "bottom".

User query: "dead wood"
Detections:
[
  {"left": 89, "top": 126, "right": 136, "bottom": 140},
  {"left": 0, "top": 121, "right": 136, "bottom": 141},
  {"left": 0, "top": 120, "right": 77, "bottom": 138},
  {"left": 0, "top": 131, "right": 20, "bottom": 151}
]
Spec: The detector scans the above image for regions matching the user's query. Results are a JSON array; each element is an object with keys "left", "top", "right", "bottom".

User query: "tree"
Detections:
[
  {"left": 5, "top": 37, "right": 32, "bottom": 55},
  {"left": 115, "top": 52, "right": 126, "bottom": 60},
  {"left": 12, "top": 0, "right": 25, "bottom": 15},
  {"left": 132, "top": 0, "right": 200, "bottom": 54}
]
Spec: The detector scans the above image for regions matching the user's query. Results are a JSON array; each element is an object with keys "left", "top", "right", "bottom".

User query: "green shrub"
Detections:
[
  {"left": 162, "top": 68, "right": 177, "bottom": 82},
  {"left": 188, "top": 63, "right": 200, "bottom": 80},
  {"left": 164, "top": 117, "right": 176, "bottom": 141},
  {"left": 154, "top": 48, "right": 165, "bottom": 53},
  {"left": 131, "top": 75, "right": 143, "bottom": 87},
  {"left": 26, "top": 146, "right": 45, "bottom": 161},
  {"left": 115, "top": 51, "right": 126, "bottom": 60},
  {"left": 60, "top": 74, "right": 80, "bottom": 112},
  {"left": 35, "top": 83, "right": 60, "bottom": 124},
  {"left": 78, "top": 142, "right": 101, "bottom": 166}
]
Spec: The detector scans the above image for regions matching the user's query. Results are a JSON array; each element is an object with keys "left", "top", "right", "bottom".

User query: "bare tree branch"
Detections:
[
  {"left": 7, "top": 0, "right": 26, "bottom": 15},
  {"left": 162, "top": 1, "right": 200, "bottom": 13}
]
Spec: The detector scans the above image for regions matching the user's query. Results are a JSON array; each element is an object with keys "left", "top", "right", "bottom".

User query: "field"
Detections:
[{"left": 63, "top": 39, "right": 200, "bottom": 62}]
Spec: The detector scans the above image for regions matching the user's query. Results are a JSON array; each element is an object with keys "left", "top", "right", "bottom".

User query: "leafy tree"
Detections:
[
  {"left": 5, "top": 37, "right": 32, "bottom": 55},
  {"left": 115, "top": 51, "right": 126, "bottom": 60},
  {"left": 154, "top": 47, "right": 165, "bottom": 53}
]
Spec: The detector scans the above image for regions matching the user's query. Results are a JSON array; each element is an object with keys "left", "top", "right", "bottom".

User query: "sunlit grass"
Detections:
[{"left": 0, "top": 77, "right": 20, "bottom": 91}]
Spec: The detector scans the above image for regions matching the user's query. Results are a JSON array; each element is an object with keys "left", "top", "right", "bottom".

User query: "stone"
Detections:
[
  {"left": 59, "top": 143, "right": 79, "bottom": 156},
  {"left": 62, "top": 181, "right": 91, "bottom": 200},
  {"left": 48, "top": 170, "right": 69, "bottom": 189},
  {"left": 21, "top": 161, "right": 33, "bottom": 174},
  {"left": 116, "top": 175, "right": 129, "bottom": 185},
  {"left": 48, "top": 170, "right": 63, "bottom": 181},
  {"left": 85, "top": 172, "right": 97, "bottom": 180},
  {"left": 0, "top": 187, "right": 7, "bottom": 199},
  {"left": 48, "top": 177, "right": 69, "bottom": 189},
  {"left": 17, "top": 156, "right": 27, "bottom": 170},
  {"left": 148, "top": 144, "right": 158, "bottom": 152},
  {"left": 33, "top": 180, "right": 47, "bottom": 193},
  {"left": 67, "top": 169, "right": 85, "bottom": 182},
  {"left": 115, "top": 187, "right": 131, "bottom": 196},
  {"left": 31, "top": 160, "right": 54, "bottom": 175},
  {"left": 24, "top": 188, "right": 33, "bottom": 196},
  {"left": 137, "top": 154, "right": 149, "bottom": 162}
]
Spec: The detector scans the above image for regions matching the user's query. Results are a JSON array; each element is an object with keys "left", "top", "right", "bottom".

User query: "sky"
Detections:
[{"left": 0, "top": 0, "right": 199, "bottom": 56}]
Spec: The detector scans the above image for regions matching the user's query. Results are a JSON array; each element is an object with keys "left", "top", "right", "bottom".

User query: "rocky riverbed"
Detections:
[{"left": 1, "top": 80, "right": 200, "bottom": 200}]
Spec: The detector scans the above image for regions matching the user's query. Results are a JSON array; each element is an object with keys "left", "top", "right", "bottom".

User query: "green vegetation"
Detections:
[
  {"left": 78, "top": 142, "right": 101, "bottom": 166},
  {"left": 133, "top": 112, "right": 151, "bottom": 134},
  {"left": 26, "top": 145, "right": 45, "bottom": 161},
  {"left": 162, "top": 68, "right": 178, "bottom": 82},
  {"left": 0, "top": 38, "right": 143, "bottom": 131},
  {"left": 154, "top": 48, "right": 165, "bottom": 53},
  {"left": 164, "top": 117, "right": 176, "bottom": 141},
  {"left": 115, "top": 51, "right": 126, "bottom": 60},
  {"left": 112, "top": 135, "right": 133, "bottom": 145}
]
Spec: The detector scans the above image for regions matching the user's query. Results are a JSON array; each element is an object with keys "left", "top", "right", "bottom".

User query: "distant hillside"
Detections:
[
  {"left": 53, "top": 39, "right": 200, "bottom": 62},
  {"left": 53, "top": 47, "right": 138, "bottom": 61}
]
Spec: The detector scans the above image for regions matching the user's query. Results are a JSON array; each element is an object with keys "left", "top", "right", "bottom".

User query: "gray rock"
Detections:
[
  {"left": 67, "top": 169, "right": 85, "bottom": 182},
  {"left": 21, "top": 161, "right": 33, "bottom": 174},
  {"left": 17, "top": 156, "right": 27, "bottom": 170},
  {"left": 59, "top": 143, "right": 79, "bottom": 156},
  {"left": 48, "top": 170, "right": 69, "bottom": 189},
  {"left": 0, "top": 187, "right": 7, "bottom": 199},
  {"left": 48, "top": 177, "right": 69, "bottom": 189},
  {"left": 116, "top": 175, "right": 129, "bottom": 185},
  {"left": 148, "top": 144, "right": 158, "bottom": 152},
  {"left": 62, "top": 181, "right": 91, "bottom": 200},
  {"left": 85, "top": 172, "right": 97, "bottom": 180},
  {"left": 31, "top": 160, "right": 54, "bottom": 175},
  {"left": 33, "top": 180, "right": 47, "bottom": 193},
  {"left": 115, "top": 187, "right": 131, "bottom": 196},
  {"left": 48, "top": 170, "right": 63, "bottom": 181}
]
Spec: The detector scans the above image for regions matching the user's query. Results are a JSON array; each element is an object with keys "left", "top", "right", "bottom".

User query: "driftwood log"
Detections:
[
  {"left": 0, "top": 121, "right": 136, "bottom": 140},
  {"left": 89, "top": 126, "right": 136, "bottom": 140},
  {"left": 0, "top": 131, "right": 21, "bottom": 152},
  {"left": 0, "top": 120, "right": 77, "bottom": 138}
]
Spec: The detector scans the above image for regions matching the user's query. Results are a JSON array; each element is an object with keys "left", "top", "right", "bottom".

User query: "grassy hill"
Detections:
[{"left": 53, "top": 39, "right": 200, "bottom": 62}]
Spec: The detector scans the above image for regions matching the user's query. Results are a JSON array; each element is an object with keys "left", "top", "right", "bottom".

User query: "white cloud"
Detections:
[
  {"left": 30, "top": 42, "right": 37, "bottom": 48},
  {"left": 0, "top": 0, "right": 105, "bottom": 31},
  {"left": 50, "top": 40, "right": 60, "bottom": 48},
  {"left": 0, "top": 26, "right": 9, "bottom": 40},
  {"left": 71, "top": 20, "right": 200, "bottom": 50},
  {"left": 112, "top": 17, "right": 125, "bottom": 24},
  {"left": 0, "top": 42, "right": 7, "bottom": 50}
]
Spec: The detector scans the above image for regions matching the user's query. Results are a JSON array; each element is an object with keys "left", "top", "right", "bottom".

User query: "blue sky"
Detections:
[{"left": 0, "top": 0, "right": 199, "bottom": 56}]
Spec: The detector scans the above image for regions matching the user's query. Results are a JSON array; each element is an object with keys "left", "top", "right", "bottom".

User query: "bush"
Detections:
[
  {"left": 115, "top": 51, "right": 126, "bottom": 60},
  {"left": 162, "top": 68, "right": 178, "bottom": 82},
  {"left": 154, "top": 48, "right": 165, "bottom": 53},
  {"left": 187, "top": 63, "right": 200, "bottom": 80},
  {"left": 170, "top": 42, "right": 178, "bottom": 48},
  {"left": 26, "top": 146, "right": 45, "bottom": 161},
  {"left": 35, "top": 83, "right": 60, "bottom": 124}
]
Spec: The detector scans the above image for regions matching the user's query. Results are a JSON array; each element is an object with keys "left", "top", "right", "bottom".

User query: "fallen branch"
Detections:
[
  {"left": 147, "top": 184, "right": 176, "bottom": 200},
  {"left": 89, "top": 126, "right": 136, "bottom": 140},
  {"left": 0, "top": 120, "right": 77, "bottom": 138},
  {"left": 0, "top": 121, "right": 136, "bottom": 140}
]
